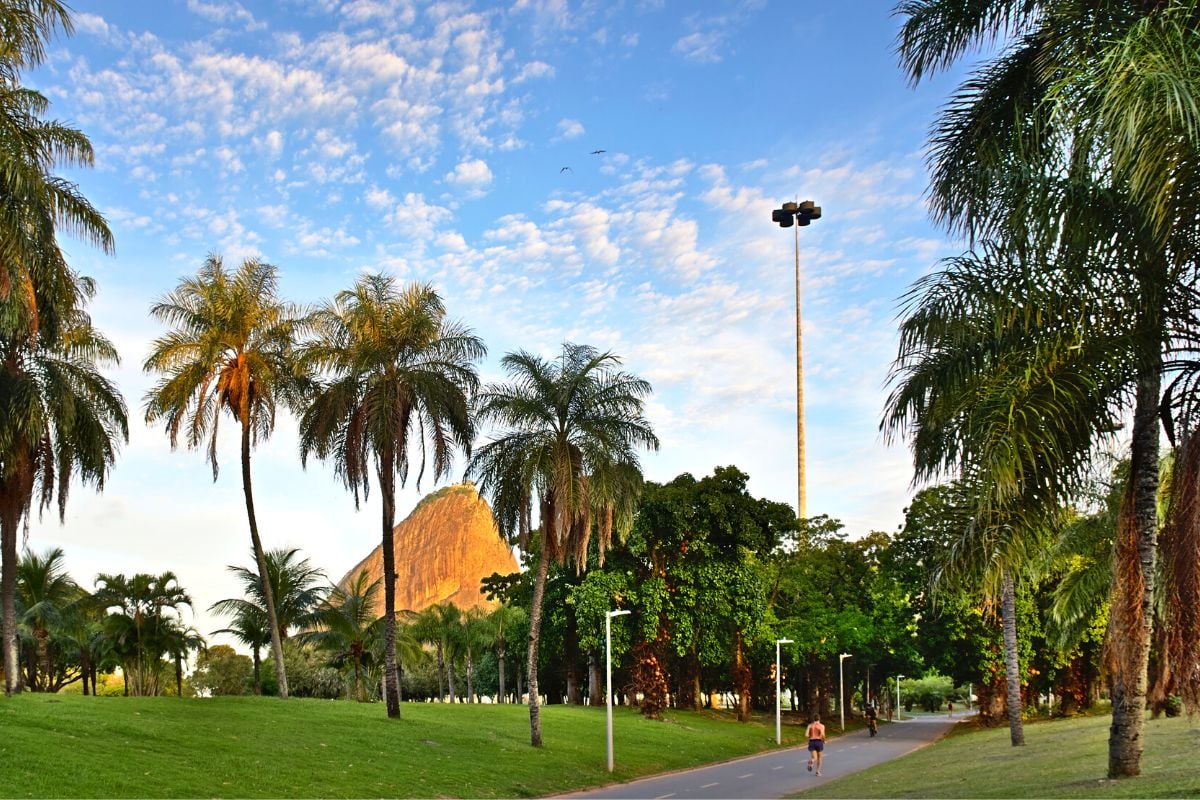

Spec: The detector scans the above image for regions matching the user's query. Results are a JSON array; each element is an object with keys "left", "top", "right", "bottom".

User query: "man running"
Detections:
[{"left": 805, "top": 715, "right": 826, "bottom": 776}]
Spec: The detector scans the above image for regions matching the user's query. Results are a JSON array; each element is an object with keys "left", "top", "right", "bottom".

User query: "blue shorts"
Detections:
[{"left": 808, "top": 739, "right": 824, "bottom": 752}]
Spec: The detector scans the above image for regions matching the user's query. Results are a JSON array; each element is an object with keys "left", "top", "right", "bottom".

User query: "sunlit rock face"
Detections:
[{"left": 338, "top": 482, "right": 518, "bottom": 614}]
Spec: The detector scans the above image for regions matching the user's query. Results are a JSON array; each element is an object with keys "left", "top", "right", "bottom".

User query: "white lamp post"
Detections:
[
  {"left": 775, "top": 638, "right": 794, "bottom": 744},
  {"left": 896, "top": 674, "right": 905, "bottom": 722},
  {"left": 838, "top": 653, "right": 852, "bottom": 732},
  {"left": 606, "top": 609, "right": 631, "bottom": 772}
]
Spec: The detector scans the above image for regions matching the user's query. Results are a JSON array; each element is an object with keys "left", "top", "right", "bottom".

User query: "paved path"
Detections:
[{"left": 560, "top": 714, "right": 963, "bottom": 799}]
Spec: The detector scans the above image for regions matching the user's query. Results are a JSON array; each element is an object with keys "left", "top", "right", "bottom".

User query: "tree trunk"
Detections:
[
  {"left": 354, "top": 653, "right": 364, "bottom": 702},
  {"left": 448, "top": 658, "right": 458, "bottom": 703},
  {"left": 733, "top": 630, "right": 751, "bottom": 722},
  {"left": 497, "top": 643, "right": 507, "bottom": 704},
  {"left": 435, "top": 643, "right": 445, "bottom": 701},
  {"left": 81, "top": 648, "right": 91, "bottom": 696},
  {"left": 526, "top": 545, "right": 551, "bottom": 746},
  {"left": 565, "top": 604, "right": 581, "bottom": 704},
  {"left": 175, "top": 654, "right": 184, "bottom": 697},
  {"left": 1109, "top": 370, "right": 1161, "bottom": 777},
  {"left": 588, "top": 650, "right": 602, "bottom": 706},
  {"left": 252, "top": 646, "right": 262, "bottom": 695},
  {"left": 467, "top": 654, "right": 475, "bottom": 703},
  {"left": 1000, "top": 569, "right": 1025, "bottom": 746},
  {"left": 240, "top": 409, "right": 289, "bottom": 700},
  {"left": 378, "top": 453, "right": 401, "bottom": 718},
  {"left": 1, "top": 500, "right": 21, "bottom": 696}
]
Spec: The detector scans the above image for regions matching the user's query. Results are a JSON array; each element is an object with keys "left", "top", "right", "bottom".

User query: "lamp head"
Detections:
[
  {"left": 608, "top": 609, "right": 632, "bottom": 618},
  {"left": 778, "top": 638, "right": 794, "bottom": 645}
]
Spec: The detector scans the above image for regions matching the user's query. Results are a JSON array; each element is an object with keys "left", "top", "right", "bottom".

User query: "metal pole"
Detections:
[
  {"left": 794, "top": 221, "right": 805, "bottom": 520},
  {"left": 897, "top": 675, "right": 902, "bottom": 721},
  {"left": 774, "top": 638, "right": 792, "bottom": 745},
  {"left": 838, "top": 654, "right": 851, "bottom": 732},
  {"left": 606, "top": 610, "right": 630, "bottom": 772},
  {"left": 606, "top": 612, "right": 614, "bottom": 772}
]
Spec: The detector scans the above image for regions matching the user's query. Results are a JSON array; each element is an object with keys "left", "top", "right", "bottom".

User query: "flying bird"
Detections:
[
  {"left": 560, "top": 166, "right": 573, "bottom": 173},
  {"left": 590, "top": 149, "right": 606, "bottom": 155}
]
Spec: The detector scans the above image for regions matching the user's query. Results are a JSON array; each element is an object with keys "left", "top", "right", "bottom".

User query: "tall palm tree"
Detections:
[
  {"left": 298, "top": 275, "right": 484, "bottom": 718},
  {"left": 0, "top": 290, "right": 126, "bottom": 695},
  {"left": 893, "top": 0, "right": 1200, "bottom": 776},
  {"left": 300, "top": 570, "right": 382, "bottom": 703},
  {"left": 163, "top": 623, "right": 205, "bottom": 698},
  {"left": 487, "top": 603, "right": 526, "bottom": 703},
  {"left": 143, "top": 254, "right": 305, "bottom": 700},
  {"left": 407, "top": 606, "right": 448, "bottom": 701},
  {"left": 467, "top": 343, "right": 658, "bottom": 746},
  {"left": 15, "top": 546, "right": 78, "bottom": 691}
]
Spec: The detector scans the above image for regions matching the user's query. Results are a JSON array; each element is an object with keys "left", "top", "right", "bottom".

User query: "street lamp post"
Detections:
[
  {"left": 771, "top": 199, "right": 822, "bottom": 520},
  {"left": 896, "top": 675, "right": 905, "bottom": 722},
  {"left": 838, "top": 653, "right": 852, "bottom": 732},
  {"left": 775, "top": 638, "right": 794, "bottom": 745},
  {"left": 606, "top": 609, "right": 631, "bottom": 772}
]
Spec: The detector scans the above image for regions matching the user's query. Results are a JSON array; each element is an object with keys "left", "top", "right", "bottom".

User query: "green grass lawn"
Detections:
[
  {"left": 799, "top": 712, "right": 1200, "bottom": 799},
  {"left": 0, "top": 693, "right": 812, "bottom": 798}
]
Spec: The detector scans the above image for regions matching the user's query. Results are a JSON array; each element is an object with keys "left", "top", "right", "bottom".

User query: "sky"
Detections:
[{"left": 26, "top": 0, "right": 976, "bottom": 641}]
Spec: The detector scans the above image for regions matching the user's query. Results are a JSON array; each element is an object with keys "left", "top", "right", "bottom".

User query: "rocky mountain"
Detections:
[{"left": 337, "top": 482, "right": 518, "bottom": 615}]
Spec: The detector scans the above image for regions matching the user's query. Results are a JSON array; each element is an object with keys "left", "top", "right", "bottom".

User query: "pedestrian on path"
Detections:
[
  {"left": 805, "top": 715, "right": 826, "bottom": 776},
  {"left": 947, "top": 700, "right": 953, "bottom": 718}
]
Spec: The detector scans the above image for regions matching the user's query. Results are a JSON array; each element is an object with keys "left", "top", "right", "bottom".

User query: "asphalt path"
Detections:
[{"left": 560, "top": 713, "right": 964, "bottom": 800}]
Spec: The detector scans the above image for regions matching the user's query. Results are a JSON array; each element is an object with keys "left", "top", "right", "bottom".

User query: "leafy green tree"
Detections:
[
  {"left": 191, "top": 644, "right": 252, "bottom": 696},
  {"left": 1, "top": 287, "right": 126, "bottom": 694},
  {"left": 144, "top": 255, "right": 304, "bottom": 700},
  {"left": 301, "top": 570, "right": 382, "bottom": 703},
  {"left": 467, "top": 343, "right": 658, "bottom": 745},
  {"left": 298, "top": 275, "right": 483, "bottom": 718}
]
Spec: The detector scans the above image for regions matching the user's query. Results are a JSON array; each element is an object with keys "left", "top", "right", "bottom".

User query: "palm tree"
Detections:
[
  {"left": 0, "top": 1, "right": 113, "bottom": 347},
  {"left": 209, "top": 599, "right": 270, "bottom": 694},
  {"left": 298, "top": 275, "right": 484, "bottom": 718},
  {"left": 93, "top": 571, "right": 192, "bottom": 696},
  {"left": 216, "top": 547, "right": 326, "bottom": 641},
  {"left": 460, "top": 607, "right": 491, "bottom": 703},
  {"left": 893, "top": 0, "right": 1200, "bottom": 776},
  {"left": 15, "top": 546, "right": 78, "bottom": 691},
  {"left": 143, "top": 254, "right": 305, "bottom": 700},
  {"left": 487, "top": 603, "right": 526, "bottom": 703},
  {"left": 0, "top": 290, "right": 127, "bottom": 695},
  {"left": 300, "top": 570, "right": 382, "bottom": 702},
  {"left": 467, "top": 343, "right": 658, "bottom": 746},
  {"left": 163, "top": 623, "right": 205, "bottom": 698}
]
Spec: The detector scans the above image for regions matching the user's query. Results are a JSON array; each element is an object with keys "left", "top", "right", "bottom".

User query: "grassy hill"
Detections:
[
  {"left": 0, "top": 694, "right": 809, "bottom": 798},
  {"left": 798, "top": 712, "right": 1200, "bottom": 799}
]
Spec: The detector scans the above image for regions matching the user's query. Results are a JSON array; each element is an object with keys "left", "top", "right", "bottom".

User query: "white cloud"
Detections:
[
  {"left": 556, "top": 118, "right": 585, "bottom": 140},
  {"left": 186, "top": 0, "right": 266, "bottom": 31},
  {"left": 444, "top": 158, "right": 493, "bottom": 197},
  {"left": 673, "top": 31, "right": 724, "bottom": 64}
]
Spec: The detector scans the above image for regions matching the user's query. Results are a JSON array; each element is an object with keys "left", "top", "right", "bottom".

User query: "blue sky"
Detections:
[{"left": 29, "top": 0, "right": 973, "bottom": 636}]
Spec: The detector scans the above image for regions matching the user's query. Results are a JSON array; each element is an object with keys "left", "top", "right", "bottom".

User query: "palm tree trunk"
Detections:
[
  {"left": 378, "top": 452, "right": 401, "bottom": 718},
  {"left": 435, "top": 643, "right": 445, "bottom": 701},
  {"left": 175, "top": 654, "right": 184, "bottom": 698},
  {"left": 463, "top": 652, "right": 472, "bottom": 705},
  {"left": 1000, "top": 568, "right": 1025, "bottom": 746},
  {"left": 1109, "top": 371, "right": 1161, "bottom": 777},
  {"left": 239, "top": 410, "right": 289, "bottom": 700},
  {"left": 354, "top": 653, "right": 364, "bottom": 702},
  {"left": 448, "top": 658, "right": 458, "bottom": 702},
  {"left": 497, "top": 643, "right": 506, "bottom": 704},
  {"left": 526, "top": 544, "right": 551, "bottom": 746},
  {"left": 1, "top": 501, "right": 21, "bottom": 696},
  {"left": 81, "top": 648, "right": 91, "bottom": 696}
]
